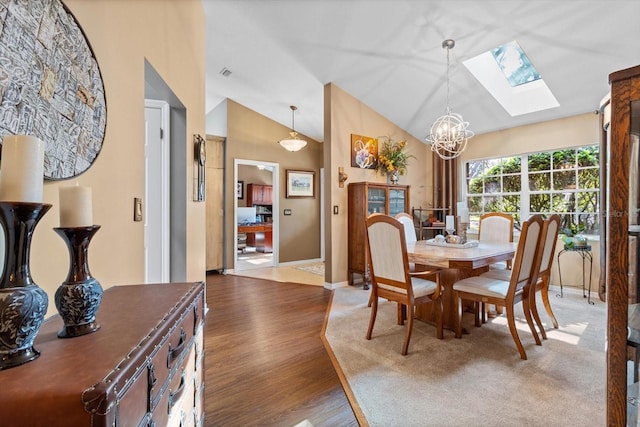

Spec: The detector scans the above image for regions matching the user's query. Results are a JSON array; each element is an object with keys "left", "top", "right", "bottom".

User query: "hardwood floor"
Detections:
[{"left": 204, "top": 273, "right": 359, "bottom": 427}]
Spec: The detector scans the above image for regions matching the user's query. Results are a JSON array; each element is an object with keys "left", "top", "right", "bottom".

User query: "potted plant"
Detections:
[{"left": 561, "top": 220, "right": 587, "bottom": 249}]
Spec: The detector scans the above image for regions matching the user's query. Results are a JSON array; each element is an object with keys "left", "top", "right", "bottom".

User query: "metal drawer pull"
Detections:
[
  {"left": 148, "top": 363, "right": 157, "bottom": 387},
  {"left": 167, "top": 329, "right": 187, "bottom": 367},
  {"left": 193, "top": 305, "right": 199, "bottom": 334},
  {"left": 168, "top": 371, "right": 186, "bottom": 414}
]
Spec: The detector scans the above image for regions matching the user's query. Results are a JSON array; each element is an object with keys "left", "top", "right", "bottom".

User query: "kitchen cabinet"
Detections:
[{"left": 247, "top": 184, "right": 273, "bottom": 222}]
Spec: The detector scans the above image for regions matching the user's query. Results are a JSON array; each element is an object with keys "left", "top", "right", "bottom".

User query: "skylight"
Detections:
[
  {"left": 491, "top": 41, "right": 540, "bottom": 87},
  {"left": 464, "top": 40, "right": 559, "bottom": 117}
]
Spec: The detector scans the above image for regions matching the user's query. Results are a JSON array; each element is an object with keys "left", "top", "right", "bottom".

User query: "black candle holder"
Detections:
[
  {"left": 53, "top": 225, "right": 102, "bottom": 338},
  {"left": 0, "top": 201, "right": 51, "bottom": 370}
]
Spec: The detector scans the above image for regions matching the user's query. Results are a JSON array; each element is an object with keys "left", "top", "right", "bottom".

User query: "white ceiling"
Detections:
[{"left": 202, "top": 0, "right": 640, "bottom": 143}]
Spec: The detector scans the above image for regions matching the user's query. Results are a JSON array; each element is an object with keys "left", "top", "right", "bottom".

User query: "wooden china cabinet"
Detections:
[
  {"left": 605, "top": 64, "right": 640, "bottom": 425},
  {"left": 347, "top": 182, "right": 410, "bottom": 287}
]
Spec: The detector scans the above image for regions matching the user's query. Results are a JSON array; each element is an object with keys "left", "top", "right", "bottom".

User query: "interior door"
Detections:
[{"left": 144, "top": 100, "right": 170, "bottom": 283}]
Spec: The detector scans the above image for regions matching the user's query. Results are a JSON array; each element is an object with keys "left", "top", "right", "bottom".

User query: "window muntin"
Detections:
[{"left": 465, "top": 145, "right": 599, "bottom": 233}]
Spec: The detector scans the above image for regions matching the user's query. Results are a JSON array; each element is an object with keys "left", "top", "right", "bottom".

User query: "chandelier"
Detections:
[
  {"left": 426, "top": 39, "right": 473, "bottom": 160},
  {"left": 278, "top": 105, "right": 307, "bottom": 152}
]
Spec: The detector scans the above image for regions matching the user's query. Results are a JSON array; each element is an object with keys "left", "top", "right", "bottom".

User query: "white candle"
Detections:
[
  {"left": 460, "top": 208, "right": 470, "bottom": 224},
  {"left": 59, "top": 185, "right": 93, "bottom": 227},
  {"left": 0, "top": 135, "right": 44, "bottom": 202},
  {"left": 445, "top": 215, "right": 455, "bottom": 230}
]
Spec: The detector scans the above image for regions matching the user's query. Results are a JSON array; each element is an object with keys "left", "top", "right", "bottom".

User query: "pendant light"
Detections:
[
  {"left": 426, "top": 39, "right": 473, "bottom": 160},
  {"left": 278, "top": 105, "right": 307, "bottom": 152}
]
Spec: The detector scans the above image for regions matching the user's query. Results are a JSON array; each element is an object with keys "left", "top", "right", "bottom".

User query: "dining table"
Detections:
[{"left": 405, "top": 240, "right": 518, "bottom": 331}]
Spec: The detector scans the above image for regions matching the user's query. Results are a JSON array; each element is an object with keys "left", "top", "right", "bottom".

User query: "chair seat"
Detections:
[
  {"left": 379, "top": 277, "right": 437, "bottom": 298},
  {"left": 453, "top": 276, "right": 512, "bottom": 299},
  {"left": 480, "top": 269, "right": 511, "bottom": 281}
]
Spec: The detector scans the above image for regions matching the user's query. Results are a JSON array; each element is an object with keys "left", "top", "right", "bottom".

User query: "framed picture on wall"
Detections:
[
  {"left": 286, "top": 170, "right": 315, "bottom": 198},
  {"left": 237, "top": 181, "right": 244, "bottom": 199}
]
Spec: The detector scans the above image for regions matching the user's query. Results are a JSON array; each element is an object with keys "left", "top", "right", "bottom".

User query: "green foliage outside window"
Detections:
[{"left": 466, "top": 146, "right": 599, "bottom": 233}]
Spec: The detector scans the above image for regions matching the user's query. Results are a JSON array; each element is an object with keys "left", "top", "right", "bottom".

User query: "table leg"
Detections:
[{"left": 415, "top": 267, "right": 485, "bottom": 332}]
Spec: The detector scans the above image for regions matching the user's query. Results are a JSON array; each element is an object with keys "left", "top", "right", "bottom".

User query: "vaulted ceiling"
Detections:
[{"left": 203, "top": 0, "right": 640, "bottom": 143}]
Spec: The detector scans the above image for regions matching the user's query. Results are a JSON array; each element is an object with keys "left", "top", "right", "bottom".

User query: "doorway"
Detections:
[{"left": 234, "top": 159, "right": 279, "bottom": 271}]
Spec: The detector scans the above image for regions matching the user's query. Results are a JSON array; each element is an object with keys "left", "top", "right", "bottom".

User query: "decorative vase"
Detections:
[
  {"left": 53, "top": 225, "right": 102, "bottom": 338},
  {"left": 0, "top": 201, "right": 51, "bottom": 370},
  {"left": 387, "top": 170, "right": 399, "bottom": 184}
]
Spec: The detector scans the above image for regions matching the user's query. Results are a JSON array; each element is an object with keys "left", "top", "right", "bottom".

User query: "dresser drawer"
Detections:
[{"left": 149, "top": 290, "right": 202, "bottom": 409}]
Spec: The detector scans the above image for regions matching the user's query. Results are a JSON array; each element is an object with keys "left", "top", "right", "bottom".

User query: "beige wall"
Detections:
[
  {"left": 461, "top": 113, "right": 602, "bottom": 290},
  {"left": 224, "top": 100, "right": 323, "bottom": 266},
  {"left": 28, "top": 0, "right": 206, "bottom": 316},
  {"left": 324, "top": 83, "right": 433, "bottom": 285}
]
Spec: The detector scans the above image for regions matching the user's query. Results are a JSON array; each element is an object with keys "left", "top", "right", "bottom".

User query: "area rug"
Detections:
[
  {"left": 324, "top": 286, "right": 606, "bottom": 427},
  {"left": 295, "top": 262, "right": 325, "bottom": 276}
]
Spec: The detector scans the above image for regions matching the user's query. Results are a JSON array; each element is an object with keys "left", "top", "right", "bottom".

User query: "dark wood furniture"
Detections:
[
  {"left": 606, "top": 64, "right": 640, "bottom": 425},
  {"left": 347, "top": 182, "right": 410, "bottom": 287},
  {"left": 247, "top": 183, "right": 273, "bottom": 222},
  {"left": 239, "top": 223, "right": 273, "bottom": 253},
  {"left": 0, "top": 282, "right": 205, "bottom": 427}
]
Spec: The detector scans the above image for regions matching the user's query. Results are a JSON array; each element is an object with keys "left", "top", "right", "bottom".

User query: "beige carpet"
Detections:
[{"left": 324, "top": 286, "right": 606, "bottom": 426}]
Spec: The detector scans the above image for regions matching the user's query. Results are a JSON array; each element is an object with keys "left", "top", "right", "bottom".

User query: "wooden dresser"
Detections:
[{"left": 0, "top": 281, "right": 205, "bottom": 427}]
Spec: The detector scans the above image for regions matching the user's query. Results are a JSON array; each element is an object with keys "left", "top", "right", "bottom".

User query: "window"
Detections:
[{"left": 465, "top": 145, "right": 600, "bottom": 234}]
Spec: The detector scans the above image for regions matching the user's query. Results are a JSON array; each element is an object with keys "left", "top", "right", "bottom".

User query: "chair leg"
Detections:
[
  {"left": 402, "top": 304, "right": 414, "bottom": 355},
  {"left": 397, "top": 303, "right": 406, "bottom": 325},
  {"left": 540, "top": 277, "right": 559, "bottom": 329},
  {"left": 530, "top": 286, "right": 547, "bottom": 340},
  {"left": 506, "top": 304, "right": 527, "bottom": 360},
  {"left": 366, "top": 296, "right": 378, "bottom": 340},
  {"left": 523, "top": 291, "right": 541, "bottom": 346},
  {"left": 367, "top": 290, "right": 374, "bottom": 307},
  {"left": 455, "top": 292, "right": 463, "bottom": 339}
]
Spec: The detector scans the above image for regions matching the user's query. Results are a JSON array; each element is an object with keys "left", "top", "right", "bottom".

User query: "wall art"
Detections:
[
  {"left": 0, "top": 0, "right": 107, "bottom": 180},
  {"left": 350, "top": 134, "right": 378, "bottom": 169}
]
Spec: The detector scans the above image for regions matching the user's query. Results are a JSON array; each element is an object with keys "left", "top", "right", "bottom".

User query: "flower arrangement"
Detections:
[{"left": 377, "top": 136, "right": 415, "bottom": 177}]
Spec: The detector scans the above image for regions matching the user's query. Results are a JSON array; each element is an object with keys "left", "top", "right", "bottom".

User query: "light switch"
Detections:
[
  {"left": 134, "top": 197, "right": 143, "bottom": 221},
  {"left": 333, "top": 205, "right": 339, "bottom": 215}
]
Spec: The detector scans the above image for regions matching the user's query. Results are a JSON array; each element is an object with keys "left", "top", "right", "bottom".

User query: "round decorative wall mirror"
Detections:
[{"left": 0, "top": 0, "right": 107, "bottom": 180}]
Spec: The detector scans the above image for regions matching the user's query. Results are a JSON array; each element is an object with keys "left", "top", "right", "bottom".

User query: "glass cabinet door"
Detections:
[
  {"left": 367, "top": 187, "right": 386, "bottom": 215},
  {"left": 389, "top": 188, "right": 406, "bottom": 216}
]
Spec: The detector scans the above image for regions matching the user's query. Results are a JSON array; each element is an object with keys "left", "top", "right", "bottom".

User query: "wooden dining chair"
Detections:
[
  {"left": 478, "top": 212, "right": 515, "bottom": 319},
  {"left": 365, "top": 214, "right": 443, "bottom": 355},
  {"left": 368, "top": 212, "right": 440, "bottom": 308},
  {"left": 481, "top": 214, "right": 561, "bottom": 340},
  {"left": 452, "top": 215, "right": 544, "bottom": 360},
  {"left": 394, "top": 212, "right": 418, "bottom": 244},
  {"left": 478, "top": 212, "right": 514, "bottom": 269}
]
